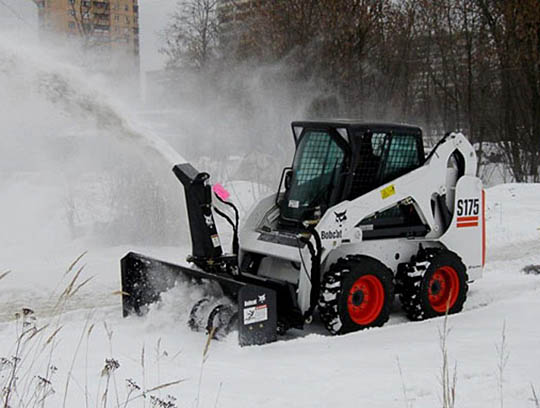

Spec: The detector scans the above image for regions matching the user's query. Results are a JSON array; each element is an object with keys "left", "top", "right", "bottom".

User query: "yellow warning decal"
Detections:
[{"left": 381, "top": 184, "right": 396, "bottom": 199}]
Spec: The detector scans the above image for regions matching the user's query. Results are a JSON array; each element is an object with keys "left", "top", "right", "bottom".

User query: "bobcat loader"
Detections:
[{"left": 121, "top": 121, "right": 485, "bottom": 346}]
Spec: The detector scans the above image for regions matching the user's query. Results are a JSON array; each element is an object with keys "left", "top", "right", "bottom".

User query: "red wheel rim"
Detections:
[
  {"left": 428, "top": 266, "right": 460, "bottom": 313},
  {"left": 347, "top": 275, "right": 385, "bottom": 325}
]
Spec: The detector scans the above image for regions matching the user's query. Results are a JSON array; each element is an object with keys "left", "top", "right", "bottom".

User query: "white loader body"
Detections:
[{"left": 240, "top": 132, "right": 484, "bottom": 314}]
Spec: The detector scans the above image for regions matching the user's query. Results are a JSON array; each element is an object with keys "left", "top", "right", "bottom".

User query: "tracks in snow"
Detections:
[{"left": 1, "top": 239, "right": 539, "bottom": 329}]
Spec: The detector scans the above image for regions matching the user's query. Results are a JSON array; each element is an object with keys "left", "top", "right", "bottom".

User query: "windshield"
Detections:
[{"left": 281, "top": 130, "right": 345, "bottom": 222}]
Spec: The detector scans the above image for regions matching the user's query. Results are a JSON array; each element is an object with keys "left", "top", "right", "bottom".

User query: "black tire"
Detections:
[
  {"left": 318, "top": 255, "right": 394, "bottom": 335},
  {"left": 397, "top": 249, "right": 468, "bottom": 321}
]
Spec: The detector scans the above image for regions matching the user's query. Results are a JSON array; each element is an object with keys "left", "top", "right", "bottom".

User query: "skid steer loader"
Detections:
[{"left": 121, "top": 121, "right": 485, "bottom": 346}]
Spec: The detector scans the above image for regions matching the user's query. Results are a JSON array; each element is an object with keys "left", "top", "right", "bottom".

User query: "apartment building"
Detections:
[
  {"left": 217, "top": 0, "right": 256, "bottom": 27},
  {"left": 34, "top": 0, "right": 140, "bottom": 74}
]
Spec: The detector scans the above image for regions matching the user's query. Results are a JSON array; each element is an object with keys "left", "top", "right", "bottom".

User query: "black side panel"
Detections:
[
  {"left": 362, "top": 225, "right": 429, "bottom": 240},
  {"left": 237, "top": 272, "right": 304, "bottom": 331},
  {"left": 172, "top": 163, "right": 223, "bottom": 260},
  {"left": 436, "top": 194, "right": 452, "bottom": 232},
  {"left": 238, "top": 285, "right": 278, "bottom": 346}
]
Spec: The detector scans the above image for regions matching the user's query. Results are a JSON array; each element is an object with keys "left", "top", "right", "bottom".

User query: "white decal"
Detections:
[
  {"left": 244, "top": 299, "right": 257, "bottom": 307},
  {"left": 288, "top": 200, "right": 299, "bottom": 209},
  {"left": 211, "top": 234, "right": 221, "bottom": 248},
  {"left": 457, "top": 198, "right": 480, "bottom": 216},
  {"left": 243, "top": 304, "right": 268, "bottom": 325},
  {"left": 321, "top": 230, "right": 343, "bottom": 240}
]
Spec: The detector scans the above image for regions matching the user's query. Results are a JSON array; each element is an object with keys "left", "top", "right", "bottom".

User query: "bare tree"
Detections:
[
  {"left": 475, "top": 0, "right": 540, "bottom": 181},
  {"left": 159, "top": 0, "right": 540, "bottom": 182},
  {"left": 160, "top": 0, "right": 221, "bottom": 70}
]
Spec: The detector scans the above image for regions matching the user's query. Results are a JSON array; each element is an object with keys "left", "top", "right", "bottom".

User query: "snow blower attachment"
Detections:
[
  {"left": 122, "top": 163, "right": 278, "bottom": 346},
  {"left": 122, "top": 121, "right": 485, "bottom": 346}
]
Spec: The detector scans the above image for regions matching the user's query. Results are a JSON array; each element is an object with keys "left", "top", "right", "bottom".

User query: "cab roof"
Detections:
[{"left": 291, "top": 120, "right": 422, "bottom": 135}]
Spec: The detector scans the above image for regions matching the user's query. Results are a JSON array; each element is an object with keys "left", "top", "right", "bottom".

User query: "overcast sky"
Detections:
[{"left": 0, "top": 0, "right": 177, "bottom": 72}]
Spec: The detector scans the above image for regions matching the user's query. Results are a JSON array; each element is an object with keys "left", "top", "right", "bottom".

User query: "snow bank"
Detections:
[{"left": 486, "top": 183, "right": 540, "bottom": 253}]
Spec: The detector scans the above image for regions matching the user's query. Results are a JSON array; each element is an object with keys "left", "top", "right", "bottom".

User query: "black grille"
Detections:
[
  {"left": 380, "top": 134, "right": 420, "bottom": 182},
  {"left": 295, "top": 132, "right": 343, "bottom": 186},
  {"left": 350, "top": 132, "right": 421, "bottom": 198},
  {"left": 350, "top": 133, "right": 387, "bottom": 198}
]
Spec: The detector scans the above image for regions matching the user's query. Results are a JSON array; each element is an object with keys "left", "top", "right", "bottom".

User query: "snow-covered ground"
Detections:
[{"left": 1, "top": 183, "right": 539, "bottom": 407}]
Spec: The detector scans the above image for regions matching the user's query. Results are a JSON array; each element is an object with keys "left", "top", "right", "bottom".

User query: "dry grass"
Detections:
[
  {"left": 0, "top": 253, "right": 184, "bottom": 408},
  {"left": 531, "top": 384, "right": 540, "bottom": 408},
  {"left": 439, "top": 295, "right": 457, "bottom": 408},
  {"left": 0, "top": 270, "right": 11, "bottom": 282},
  {"left": 196, "top": 327, "right": 216, "bottom": 408},
  {"left": 495, "top": 322, "right": 509, "bottom": 408},
  {"left": 396, "top": 356, "right": 411, "bottom": 408}
]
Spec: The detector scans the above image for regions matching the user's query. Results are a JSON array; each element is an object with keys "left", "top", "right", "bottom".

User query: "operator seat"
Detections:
[{"left": 349, "top": 133, "right": 381, "bottom": 199}]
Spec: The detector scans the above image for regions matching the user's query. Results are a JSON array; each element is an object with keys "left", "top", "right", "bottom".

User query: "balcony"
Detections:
[
  {"left": 94, "top": 24, "right": 111, "bottom": 32},
  {"left": 93, "top": 1, "right": 110, "bottom": 10},
  {"left": 94, "top": 12, "right": 110, "bottom": 21}
]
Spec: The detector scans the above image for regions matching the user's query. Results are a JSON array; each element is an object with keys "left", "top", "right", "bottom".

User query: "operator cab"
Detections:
[{"left": 277, "top": 121, "right": 425, "bottom": 229}]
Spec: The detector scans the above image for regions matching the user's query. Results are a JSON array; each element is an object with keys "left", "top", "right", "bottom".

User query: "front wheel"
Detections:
[{"left": 318, "top": 256, "right": 394, "bottom": 335}]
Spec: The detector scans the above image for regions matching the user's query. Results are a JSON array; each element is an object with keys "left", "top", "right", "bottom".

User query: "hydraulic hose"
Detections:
[
  {"left": 300, "top": 227, "right": 323, "bottom": 321},
  {"left": 213, "top": 194, "right": 240, "bottom": 255}
]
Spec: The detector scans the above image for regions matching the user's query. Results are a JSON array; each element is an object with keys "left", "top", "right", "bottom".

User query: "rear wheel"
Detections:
[
  {"left": 397, "top": 249, "right": 468, "bottom": 321},
  {"left": 318, "top": 256, "right": 394, "bottom": 335}
]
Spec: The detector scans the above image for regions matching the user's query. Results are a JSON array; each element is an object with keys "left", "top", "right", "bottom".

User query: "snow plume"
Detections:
[
  {"left": 143, "top": 62, "right": 325, "bottom": 188},
  {"left": 0, "top": 36, "right": 183, "bottom": 167},
  {"left": 0, "top": 31, "right": 187, "bottom": 252},
  {"left": 0, "top": 24, "right": 322, "bottom": 262}
]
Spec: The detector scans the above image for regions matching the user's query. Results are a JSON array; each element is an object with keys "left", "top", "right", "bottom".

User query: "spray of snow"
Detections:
[
  {"left": 0, "top": 30, "right": 192, "bottom": 305},
  {"left": 0, "top": 36, "right": 184, "bottom": 167}
]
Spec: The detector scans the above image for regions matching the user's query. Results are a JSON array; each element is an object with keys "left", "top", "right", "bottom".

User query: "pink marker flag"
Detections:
[{"left": 213, "top": 183, "right": 230, "bottom": 201}]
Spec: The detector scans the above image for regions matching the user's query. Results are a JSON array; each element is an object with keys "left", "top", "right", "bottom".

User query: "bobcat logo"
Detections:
[
  {"left": 334, "top": 210, "right": 348, "bottom": 227},
  {"left": 204, "top": 215, "right": 214, "bottom": 228},
  {"left": 258, "top": 294, "right": 266, "bottom": 304},
  {"left": 321, "top": 211, "right": 347, "bottom": 241}
]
